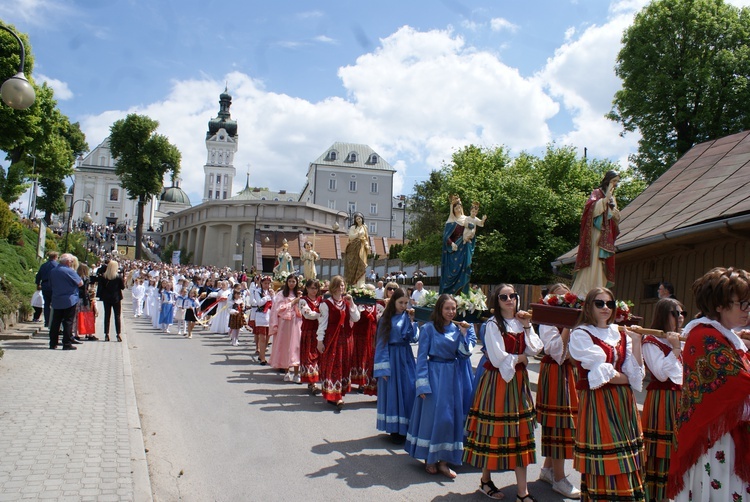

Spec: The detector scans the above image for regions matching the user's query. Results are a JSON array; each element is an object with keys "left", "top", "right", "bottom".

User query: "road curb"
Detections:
[{"left": 121, "top": 310, "right": 154, "bottom": 502}]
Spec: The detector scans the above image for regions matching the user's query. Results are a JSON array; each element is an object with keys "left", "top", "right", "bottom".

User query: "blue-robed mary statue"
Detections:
[{"left": 439, "top": 195, "right": 484, "bottom": 295}]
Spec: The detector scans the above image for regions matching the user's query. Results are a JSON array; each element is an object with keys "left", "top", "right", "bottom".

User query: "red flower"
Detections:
[
  {"left": 711, "top": 479, "right": 721, "bottom": 490},
  {"left": 716, "top": 451, "right": 726, "bottom": 463},
  {"left": 547, "top": 296, "right": 560, "bottom": 306},
  {"left": 563, "top": 292, "right": 579, "bottom": 304}
]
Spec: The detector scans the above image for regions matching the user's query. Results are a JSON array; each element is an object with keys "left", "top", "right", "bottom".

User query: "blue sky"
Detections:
[{"left": 3, "top": 0, "right": 749, "bottom": 210}]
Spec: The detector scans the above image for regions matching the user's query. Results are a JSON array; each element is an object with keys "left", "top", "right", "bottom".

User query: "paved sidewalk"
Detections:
[{"left": 0, "top": 307, "right": 151, "bottom": 501}]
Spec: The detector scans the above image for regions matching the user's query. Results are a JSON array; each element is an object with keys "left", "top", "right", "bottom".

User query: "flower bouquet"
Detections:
[
  {"left": 414, "top": 289, "right": 489, "bottom": 323},
  {"left": 614, "top": 300, "right": 642, "bottom": 326},
  {"left": 348, "top": 285, "right": 377, "bottom": 304},
  {"left": 530, "top": 292, "right": 584, "bottom": 329}
]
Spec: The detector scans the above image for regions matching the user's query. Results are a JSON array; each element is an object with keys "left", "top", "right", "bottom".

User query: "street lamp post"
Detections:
[
  {"left": 64, "top": 199, "right": 91, "bottom": 252},
  {"left": 26, "top": 153, "right": 36, "bottom": 219},
  {"left": 0, "top": 25, "right": 36, "bottom": 110}
]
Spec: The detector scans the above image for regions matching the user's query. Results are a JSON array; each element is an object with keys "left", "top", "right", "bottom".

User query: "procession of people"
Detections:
[{"left": 36, "top": 174, "right": 750, "bottom": 502}]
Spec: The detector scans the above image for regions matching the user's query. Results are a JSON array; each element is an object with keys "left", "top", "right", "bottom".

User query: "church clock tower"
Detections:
[{"left": 203, "top": 87, "right": 238, "bottom": 202}]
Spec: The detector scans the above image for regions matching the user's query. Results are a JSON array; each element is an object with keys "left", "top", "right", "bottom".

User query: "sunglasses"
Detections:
[
  {"left": 593, "top": 300, "right": 616, "bottom": 309},
  {"left": 498, "top": 293, "right": 519, "bottom": 301},
  {"left": 671, "top": 310, "right": 688, "bottom": 318},
  {"left": 386, "top": 287, "right": 397, "bottom": 291}
]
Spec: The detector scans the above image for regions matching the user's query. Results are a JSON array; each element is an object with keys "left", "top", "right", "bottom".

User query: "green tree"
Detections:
[
  {"left": 609, "top": 0, "right": 750, "bottom": 182},
  {"left": 109, "top": 114, "right": 181, "bottom": 260},
  {"left": 401, "top": 145, "right": 641, "bottom": 284}
]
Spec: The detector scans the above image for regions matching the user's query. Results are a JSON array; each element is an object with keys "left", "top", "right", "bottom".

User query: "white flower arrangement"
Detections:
[
  {"left": 347, "top": 285, "right": 376, "bottom": 299},
  {"left": 417, "top": 289, "right": 488, "bottom": 316}
]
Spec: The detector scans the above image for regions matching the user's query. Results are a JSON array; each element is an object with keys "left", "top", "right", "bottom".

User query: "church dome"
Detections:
[{"left": 160, "top": 186, "right": 191, "bottom": 205}]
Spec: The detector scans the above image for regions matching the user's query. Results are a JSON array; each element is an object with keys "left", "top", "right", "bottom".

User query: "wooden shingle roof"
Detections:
[{"left": 555, "top": 130, "right": 750, "bottom": 265}]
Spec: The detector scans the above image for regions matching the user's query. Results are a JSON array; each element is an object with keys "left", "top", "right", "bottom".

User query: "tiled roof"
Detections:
[
  {"left": 312, "top": 142, "right": 395, "bottom": 172},
  {"left": 257, "top": 232, "right": 405, "bottom": 260},
  {"left": 556, "top": 130, "right": 750, "bottom": 264}
]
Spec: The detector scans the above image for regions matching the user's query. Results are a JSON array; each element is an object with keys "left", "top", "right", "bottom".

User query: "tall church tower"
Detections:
[{"left": 203, "top": 87, "right": 238, "bottom": 202}]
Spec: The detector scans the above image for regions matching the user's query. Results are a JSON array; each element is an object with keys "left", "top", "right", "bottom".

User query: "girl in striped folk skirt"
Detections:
[
  {"left": 641, "top": 298, "right": 683, "bottom": 501},
  {"left": 536, "top": 284, "right": 581, "bottom": 499},
  {"left": 569, "top": 287, "right": 645, "bottom": 502},
  {"left": 464, "top": 284, "right": 543, "bottom": 501}
]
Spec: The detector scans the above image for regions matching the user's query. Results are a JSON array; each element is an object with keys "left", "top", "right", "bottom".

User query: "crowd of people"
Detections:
[{"left": 34, "top": 252, "right": 750, "bottom": 501}]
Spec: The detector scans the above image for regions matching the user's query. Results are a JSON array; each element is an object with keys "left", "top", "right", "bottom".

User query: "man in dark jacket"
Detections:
[
  {"left": 35, "top": 251, "right": 59, "bottom": 327},
  {"left": 48, "top": 253, "right": 83, "bottom": 350}
]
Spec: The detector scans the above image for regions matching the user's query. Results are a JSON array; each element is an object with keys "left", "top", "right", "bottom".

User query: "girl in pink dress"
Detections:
[{"left": 269, "top": 275, "right": 302, "bottom": 382}]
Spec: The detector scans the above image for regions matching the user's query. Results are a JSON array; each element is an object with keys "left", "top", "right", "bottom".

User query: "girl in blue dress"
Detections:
[
  {"left": 374, "top": 288, "right": 419, "bottom": 440},
  {"left": 158, "top": 281, "right": 176, "bottom": 333},
  {"left": 404, "top": 293, "right": 476, "bottom": 479}
]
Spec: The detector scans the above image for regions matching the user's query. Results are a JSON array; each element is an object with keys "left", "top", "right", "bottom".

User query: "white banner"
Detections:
[{"left": 171, "top": 250, "right": 181, "bottom": 265}]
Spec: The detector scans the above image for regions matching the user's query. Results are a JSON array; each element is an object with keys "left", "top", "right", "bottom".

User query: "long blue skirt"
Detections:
[
  {"left": 404, "top": 358, "right": 472, "bottom": 465},
  {"left": 376, "top": 345, "right": 417, "bottom": 436},
  {"left": 158, "top": 303, "right": 174, "bottom": 325}
]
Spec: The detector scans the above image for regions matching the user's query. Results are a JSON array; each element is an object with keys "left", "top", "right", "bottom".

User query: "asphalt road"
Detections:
[{"left": 126, "top": 305, "right": 588, "bottom": 502}]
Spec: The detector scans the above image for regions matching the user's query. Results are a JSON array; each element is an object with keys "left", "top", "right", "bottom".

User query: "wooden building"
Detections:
[{"left": 554, "top": 130, "right": 750, "bottom": 326}]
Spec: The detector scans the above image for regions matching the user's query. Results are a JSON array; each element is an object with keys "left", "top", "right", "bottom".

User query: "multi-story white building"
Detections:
[
  {"left": 202, "top": 88, "right": 238, "bottom": 202},
  {"left": 299, "top": 142, "right": 396, "bottom": 237},
  {"left": 68, "top": 138, "right": 157, "bottom": 230}
]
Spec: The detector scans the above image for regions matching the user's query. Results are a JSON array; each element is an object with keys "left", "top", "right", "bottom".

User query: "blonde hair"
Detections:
[{"left": 103, "top": 260, "right": 120, "bottom": 280}]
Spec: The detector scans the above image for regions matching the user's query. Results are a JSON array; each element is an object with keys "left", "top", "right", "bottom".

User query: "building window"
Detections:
[
  {"left": 209, "top": 174, "right": 214, "bottom": 184},
  {"left": 371, "top": 182, "right": 378, "bottom": 193},
  {"left": 223, "top": 191, "right": 227, "bottom": 199},
  {"left": 349, "top": 180, "right": 357, "bottom": 192},
  {"left": 329, "top": 179, "right": 337, "bottom": 190},
  {"left": 368, "top": 154, "right": 378, "bottom": 164},
  {"left": 346, "top": 152, "right": 357, "bottom": 162},
  {"left": 327, "top": 151, "right": 337, "bottom": 161},
  {"left": 224, "top": 174, "right": 228, "bottom": 184},
  {"left": 390, "top": 228, "right": 396, "bottom": 238},
  {"left": 370, "top": 203, "right": 377, "bottom": 215},
  {"left": 369, "top": 222, "right": 377, "bottom": 234},
  {"left": 328, "top": 200, "right": 336, "bottom": 209},
  {"left": 100, "top": 156, "right": 107, "bottom": 166},
  {"left": 348, "top": 202, "right": 356, "bottom": 213},
  {"left": 208, "top": 190, "right": 213, "bottom": 199},
  {"left": 109, "top": 188, "right": 119, "bottom": 201},
  {"left": 215, "top": 192, "right": 220, "bottom": 199}
]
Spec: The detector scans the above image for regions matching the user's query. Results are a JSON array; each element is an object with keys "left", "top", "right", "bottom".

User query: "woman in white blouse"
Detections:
[
  {"left": 569, "top": 287, "right": 645, "bottom": 501},
  {"left": 463, "top": 284, "right": 543, "bottom": 501},
  {"left": 641, "top": 298, "right": 683, "bottom": 502}
]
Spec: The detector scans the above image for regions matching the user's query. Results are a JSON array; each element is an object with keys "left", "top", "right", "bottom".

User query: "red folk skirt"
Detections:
[
  {"left": 642, "top": 387, "right": 680, "bottom": 501},
  {"left": 299, "top": 318, "right": 320, "bottom": 384},
  {"left": 535, "top": 357, "right": 578, "bottom": 459},
  {"left": 350, "top": 307, "right": 378, "bottom": 395},
  {"left": 464, "top": 366, "right": 537, "bottom": 470}
]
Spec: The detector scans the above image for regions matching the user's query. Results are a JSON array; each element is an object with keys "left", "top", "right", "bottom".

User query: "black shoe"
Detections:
[
  {"left": 49, "top": 345, "right": 57, "bottom": 350},
  {"left": 73, "top": 336, "right": 83, "bottom": 342},
  {"left": 259, "top": 360, "right": 267, "bottom": 366},
  {"left": 116, "top": 335, "right": 122, "bottom": 342},
  {"left": 62, "top": 345, "right": 77, "bottom": 351},
  {"left": 70, "top": 339, "right": 83, "bottom": 345},
  {"left": 104, "top": 335, "right": 110, "bottom": 342}
]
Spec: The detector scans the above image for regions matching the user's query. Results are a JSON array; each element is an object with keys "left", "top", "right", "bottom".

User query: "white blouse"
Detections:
[
  {"left": 299, "top": 298, "right": 321, "bottom": 320},
  {"left": 485, "top": 317, "right": 543, "bottom": 382},
  {"left": 539, "top": 324, "right": 566, "bottom": 365},
  {"left": 569, "top": 324, "right": 645, "bottom": 391},
  {"left": 642, "top": 337, "right": 683, "bottom": 385}
]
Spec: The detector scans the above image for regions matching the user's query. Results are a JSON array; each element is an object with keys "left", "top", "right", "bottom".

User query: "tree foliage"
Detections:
[
  {"left": 609, "top": 0, "right": 750, "bottom": 182},
  {"left": 109, "top": 114, "right": 181, "bottom": 259},
  {"left": 401, "top": 144, "right": 644, "bottom": 284},
  {"left": 0, "top": 22, "right": 88, "bottom": 214}
]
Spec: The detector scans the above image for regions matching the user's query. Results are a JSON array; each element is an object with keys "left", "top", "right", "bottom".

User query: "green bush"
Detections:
[
  {"left": 0, "top": 199, "right": 13, "bottom": 240},
  {"left": 7, "top": 222, "right": 24, "bottom": 245}
]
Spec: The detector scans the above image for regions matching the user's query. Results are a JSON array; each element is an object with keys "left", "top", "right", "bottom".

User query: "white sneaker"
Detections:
[
  {"left": 283, "top": 372, "right": 292, "bottom": 382},
  {"left": 293, "top": 374, "right": 301, "bottom": 384},
  {"left": 552, "top": 476, "right": 581, "bottom": 499},
  {"left": 539, "top": 467, "right": 554, "bottom": 485}
]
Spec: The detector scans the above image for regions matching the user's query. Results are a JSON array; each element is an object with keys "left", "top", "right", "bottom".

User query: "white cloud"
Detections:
[
  {"left": 313, "top": 35, "right": 336, "bottom": 44},
  {"left": 0, "top": 0, "right": 72, "bottom": 25},
  {"left": 490, "top": 17, "right": 519, "bottom": 33},
  {"left": 36, "top": 73, "right": 74, "bottom": 100},
  {"left": 461, "top": 20, "right": 481, "bottom": 31},
  {"left": 537, "top": 9, "right": 639, "bottom": 166}
]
